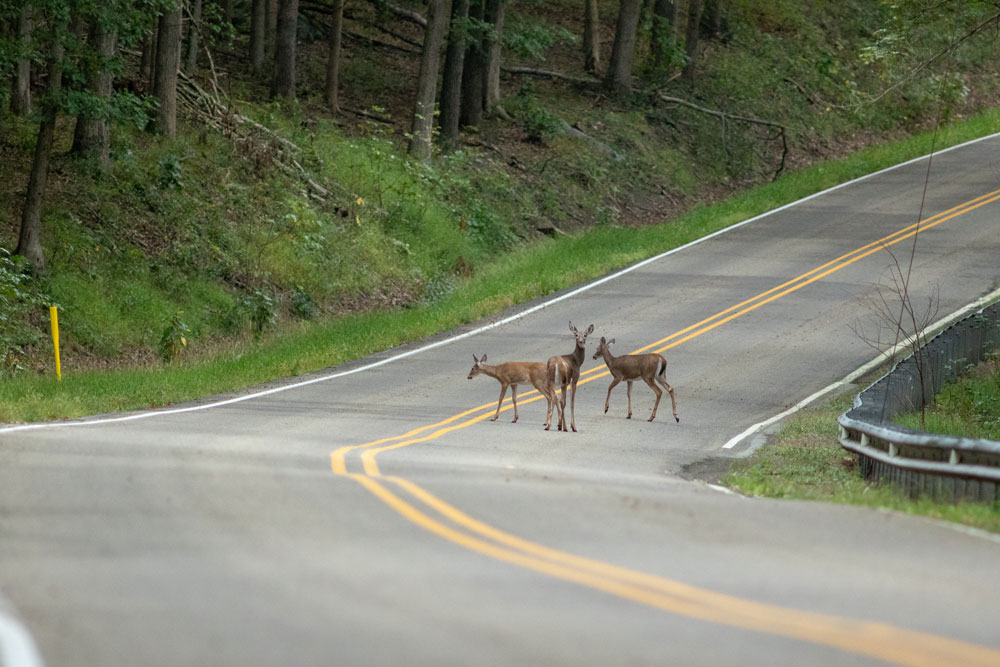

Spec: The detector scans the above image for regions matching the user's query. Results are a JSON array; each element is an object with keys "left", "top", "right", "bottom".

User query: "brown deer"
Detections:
[
  {"left": 467, "top": 354, "right": 561, "bottom": 429},
  {"left": 546, "top": 321, "right": 594, "bottom": 432},
  {"left": 592, "top": 336, "right": 679, "bottom": 423}
]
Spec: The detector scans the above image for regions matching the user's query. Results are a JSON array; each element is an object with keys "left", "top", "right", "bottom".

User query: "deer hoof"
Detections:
[
  {"left": 490, "top": 416, "right": 498, "bottom": 422},
  {"left": 675, "top": 416, "right": 680, "bottom": 423},
  {"left": 648, "top": 416, "right": 655, "bottom": 422}
]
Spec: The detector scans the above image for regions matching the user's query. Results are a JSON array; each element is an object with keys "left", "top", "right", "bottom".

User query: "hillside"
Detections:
[{"left": 2, "top": 0, "right": 998, "bottom": 409}]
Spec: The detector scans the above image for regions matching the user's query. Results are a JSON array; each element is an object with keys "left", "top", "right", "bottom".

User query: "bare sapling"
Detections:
[
  {"left": 467, "top": 354, "right": 560, "bottom": 429},
  {"left": 592, "top": 336, "right": 679, "bottom": 423},
  {"left": 546, "top": 321, "right": 594, "bottom": 432}
]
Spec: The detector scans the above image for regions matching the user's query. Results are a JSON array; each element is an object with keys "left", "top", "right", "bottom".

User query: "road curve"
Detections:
[{"left": 2, "top": 135, "right": 1000, "bottom": 667}]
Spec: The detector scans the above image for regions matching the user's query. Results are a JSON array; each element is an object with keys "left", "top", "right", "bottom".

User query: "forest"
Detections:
[{"left": 1, "top": 0, "right": 999, "bottom": 417}]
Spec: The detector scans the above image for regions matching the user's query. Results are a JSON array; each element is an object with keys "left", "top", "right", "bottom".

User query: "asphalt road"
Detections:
[{"left": 2, "top": 135, "right": 1000, "bottom": 667}]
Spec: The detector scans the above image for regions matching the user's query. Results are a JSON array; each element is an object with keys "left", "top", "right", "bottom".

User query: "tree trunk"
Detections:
[
  {"left": 439, "top": 0, "right": 470, "bottom": 148},
  {"left": 270, "top": 0, "right": 298, "bottom": 100},
  {"left": 17, "top": 19, "right": 67, "bottom": 276},
  {"left": 250, "top": 0, "right": 266, "bottom": 73},
  {"left": 459, "top": 0, "right": 485, "bottom": 127},
  {"left": 323, "top": 0, "right": 345, "bottom": 110},
  {"left": 185, "top": 0, "right": 203, "bottom": 72},
  {"left": 681, "top": 0, "right": 702, "bottom": 84},
  {"left": 11, "top": 7, "right": 32, "bottom": 115},
  {"left": 154, "top": 4, "right": 182, "bottom": 137},
  {"left": 649, "top": 0, "right": 674, "bottom": 71},
  {"left": 408, "top": 0, "right": 449, "bottom": 160},
  {"left": 582, "top": 0, "right": 600, "bottom": 75},
  {"left": 266, "top": 0, "right": 279, "bottom": 59},
  {"left": 72, "top": 23, "right": 117, "bottom": 170},
  {"left": 605, "top": 0, "right": 642, "bottom": 98},
  {"left": 483, "top": 0, "right": 507, "bottom": 115},
  {"left": 141, "top": 26, "right": 158, "bottom": 90}
]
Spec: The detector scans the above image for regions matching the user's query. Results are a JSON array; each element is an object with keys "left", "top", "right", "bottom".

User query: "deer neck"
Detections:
[
  {"left": 569, "top": 342, "right": 586, "bottom": 368},
  {"left": 480, "top": 363, "right": 501, "bottom": 380},
  {"left": 598, "top": 346, "right": 616, "bottom": 368}
]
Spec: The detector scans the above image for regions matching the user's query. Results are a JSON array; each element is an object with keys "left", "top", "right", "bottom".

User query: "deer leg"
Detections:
[
  {"left": 557, "top": 381, "right": 568, "bottom": 431},
  {"left": 643, "top": 375, "right": 662, "bottom": 422},
  {"left": 510, "top": 384, "right": 519, "bottom": 423},
  {"left": 658, "top": 376, "right": 679, "bottom": 423},
  {"left": 492, "top": 384, "right": 508, "bottom": 421},
  {"left": 626, "top": 380, "right": 633, "bottom": 419},
  {"left": 604, "top": 377, "right": 621, "bottom": 414},
  {"left": 569, "top": 378, "right": 579, "bottom": 432}
]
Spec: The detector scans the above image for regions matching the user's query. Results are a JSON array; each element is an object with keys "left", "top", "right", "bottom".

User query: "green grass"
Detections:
[
  {"left": 895, "top": 357, "right": 1000, "bottom": 440},
  {"left": 723, "top": 392, "right": 1000, "bottom": 533},
  {"left": 2, "top": 108, "right": 1000, "bottom": 423}
]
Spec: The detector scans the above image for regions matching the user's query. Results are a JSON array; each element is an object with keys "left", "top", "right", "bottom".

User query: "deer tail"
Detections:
[{"left": 657, "top": 356, "right": 667, "bottom": 380}]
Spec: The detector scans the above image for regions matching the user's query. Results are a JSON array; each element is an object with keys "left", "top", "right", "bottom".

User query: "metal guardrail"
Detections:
[{"left": 838, "top": 298, "right": 1000, "bottom": 503}]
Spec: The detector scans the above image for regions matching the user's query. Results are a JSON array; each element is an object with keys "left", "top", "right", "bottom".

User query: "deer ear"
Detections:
[
  {"left": 609, "top": 338, "right": 615, "bottom": 345},
  {"left": 481, "top": 353, "right": 487, "bottom": 363},
  {"left": 586, "top": 324, "right": 595, "bottom": 334},
  {"left": 568, "top": 321, "right": 575, "bottom": 332},
  {"left": 472, "top": 354, "right": 479, "bottom": 363}
]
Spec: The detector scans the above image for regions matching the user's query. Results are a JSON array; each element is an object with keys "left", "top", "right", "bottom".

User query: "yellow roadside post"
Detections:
[{"left": 49, "top": 306, "right": 61, "bottom": 381}]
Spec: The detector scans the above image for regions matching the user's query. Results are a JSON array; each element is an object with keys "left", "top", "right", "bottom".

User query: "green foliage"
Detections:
[
  {"left": 507, "top": 82, "right": 564, "bottom": 143},
  {"left": 503, "top": 11, "right": 577, "bottom": 62},
  {"left": 0, "top": 248, "right": 48, "bottom": 374},
  {"left": 159, "top": 310, "right": 190, "bottom": 363}
]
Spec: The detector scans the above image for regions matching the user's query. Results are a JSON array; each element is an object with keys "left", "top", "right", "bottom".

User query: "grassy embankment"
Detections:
[
  {"left": 724, "top": 359, "right": 1000, "bottom": 533},
  {"left": 2, "top": 109, "right": 1000, "bottom": 423}
]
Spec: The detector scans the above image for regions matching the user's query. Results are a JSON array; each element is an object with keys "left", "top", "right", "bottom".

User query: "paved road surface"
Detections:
[{"left": 2, "top": 136, "right": 1000, "bottom": 666}]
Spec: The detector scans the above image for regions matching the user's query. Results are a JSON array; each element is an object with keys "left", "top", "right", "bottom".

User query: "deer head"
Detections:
[
  {"left": 592, "top": 336, "right": 615, "bottom": 360},
  {"left": 467, "top": 353, "right": 487, "bottom": 379}
]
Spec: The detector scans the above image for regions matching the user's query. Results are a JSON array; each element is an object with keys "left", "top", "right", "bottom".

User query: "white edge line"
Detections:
[
  {"left": 3, "top": 132, "right": 998, "bottom": 435},
  {"left": 0, "top": 610, "right": 45, "bottom": 667},
  {"left": 721, "top": 286, "right": 1000, "bottom": 450}
]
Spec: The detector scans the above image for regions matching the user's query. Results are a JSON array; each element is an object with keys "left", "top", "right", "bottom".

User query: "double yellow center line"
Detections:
[{"left": 329, "top": 188, "right": 1000, "bottom": 665}]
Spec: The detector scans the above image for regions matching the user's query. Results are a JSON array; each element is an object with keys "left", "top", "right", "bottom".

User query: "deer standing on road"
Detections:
[
  {"left": 468, "top": 354, "right": 560, "bottom": 429},
  {"left": 592, "top": 336, "right": 679, "bottom": 423},
  {"left": 547, "top": 322, "right": 594, "bottom": 432}
]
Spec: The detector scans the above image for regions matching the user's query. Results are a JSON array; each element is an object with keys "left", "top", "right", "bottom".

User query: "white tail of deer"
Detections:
[
  {"left": 546, "top": 321, "right": 594, "bottom": 432},
  {"left": 592, "top": 336, "right": 679, "bottom": 423},
  {"left": 468, "top": 354, "right": 561, "bottom": 429}
]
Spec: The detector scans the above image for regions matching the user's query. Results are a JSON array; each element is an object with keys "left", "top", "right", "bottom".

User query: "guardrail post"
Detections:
[
  {"left": 949, "top": 449, "right": 959, "bottom": 465},
  {"left": 888, "top": 442, "right": 898, "bottom": 457}
]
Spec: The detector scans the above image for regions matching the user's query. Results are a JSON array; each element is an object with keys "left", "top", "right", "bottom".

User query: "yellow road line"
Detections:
[{"left": 341, "top": 471, "right": 1000, "bottom": 667}]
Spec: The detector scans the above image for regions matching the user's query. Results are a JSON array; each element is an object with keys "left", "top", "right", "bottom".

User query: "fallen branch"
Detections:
[
  {"left": 655, "top": 93, "right": 788, "bottom": 181},
  {"left": 502, "top": 66, "right": 601, "bottom": 89}
]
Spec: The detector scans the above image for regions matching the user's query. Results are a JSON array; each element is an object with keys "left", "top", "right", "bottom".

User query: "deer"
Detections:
[
  {"left": 546, "top": 321, "right": 594, "bottom": 432},
  {"left": 592, "top": 336, "right": 679, "bottom": 423},
  {"left": 467, "top": 354, "right": 561, "bottom": 430}
]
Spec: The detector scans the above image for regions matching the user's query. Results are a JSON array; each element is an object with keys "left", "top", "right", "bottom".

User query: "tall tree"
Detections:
[
  {"left": 266, "top": 0, "right": 278, "bottom": 59},
  {"left": 582, "top": 0, "right": 599, "bottom": 75},
  {"left": 323, "top": 0, "right": 345, "bottom": 111},
  {"left": 16, "top": 10, "right": 67, "bottom": 275},
  {"left": 250, "top": 0, "right": 266, "bottom": 73},
  {"left": 11, "top": 5, "right": 33, "bottom": 115},
  {"left": 409, "top": 0, "right": 449, "bottom": 160},
  {"left": 459, "top": 0, "right": 486, "bottom": 127},
  {"left": 154, "top": 2, "right": 182, "bottom": 136},
  {"left": 270, "top": 0, "right": 298, "bottom": 100},
  {"left": 72, "top": 19, "right": 117, "bottom": 170},
  {"left": 681, "top": 0, "right": 702, "bottom": 84},
  {"left": 605, "top": 0, "right": 642, "bottom": 97},
  {"left": 184, "top": 0, "right": 203, "bottom": 71},
  {"left": 482, "top": 0, "right": 507, "bottom": 115},
  {"left": 439, "top": 0, "right": 470, "bottom": 148}
]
